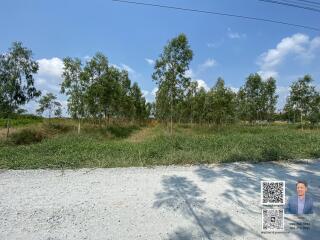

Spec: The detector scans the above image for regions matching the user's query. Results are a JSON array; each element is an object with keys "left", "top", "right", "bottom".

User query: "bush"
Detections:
[
  {"left": 44, "top": 122, "right": 73, "bottom": 133},
  {"left": 106, "top": 125, "right": 140, "bottom": 138},
  {"left": 10, "top": 129, "right": 46, "bottom": 145}
]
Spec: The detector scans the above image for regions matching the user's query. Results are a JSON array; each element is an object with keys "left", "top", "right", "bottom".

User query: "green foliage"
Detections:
[
  {"left": 43, "top": 122, "right": 73, "bottom": 133},
  {"left": 0, "top": 113, "right": 43, "bottom": 127},
  {"left": 61, "top": 57, "right": 85, "bottom": 120},
  {"left": 237, "top": 73, "right": 278, "bottom": 122},
  {"left": 0, "top": 118, "right": 41, "bottom": 128},
  {"left": 106, "top": 125, "right": 140, "bottom": 138},
  {"left": 284, "top": 75, "right": 320, "bottom": 125},
  {"left": 0, "top": 42, "right": 40, "bottom": 116},
  {"left": 205, "top": 78, "right": 237, "bottom": 124},
  {"left": 152, "top": 33, "right": 193, "bottom": 131},
  {"left": 36, "top": 93, "right": 62, "bottom": 118},
  {"left": 0, "top": 113, "right": 43, "bottom": 128},
  {"left": 1, "top": 123, "right": 320, "bottom": 169},
  {"left": 10, "top": 128, "right": 45, "bottom": 145},
  {"left": 0, "top": 42, "right": 41, "bottom": 137},
  {"left": 61, "top": 53, "right": 150, "bottom": 130}
]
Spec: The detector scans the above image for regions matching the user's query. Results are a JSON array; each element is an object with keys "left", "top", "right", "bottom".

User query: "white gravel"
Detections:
[{"left": 0, "top": 160, "right": 319, "bottom": 240}]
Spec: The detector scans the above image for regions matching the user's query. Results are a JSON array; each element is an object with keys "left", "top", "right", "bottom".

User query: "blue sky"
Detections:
[{"left": 1, "top": 0, "right": 320, "bottom": 115}]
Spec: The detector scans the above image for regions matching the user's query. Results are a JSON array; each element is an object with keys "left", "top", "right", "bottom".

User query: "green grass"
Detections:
[
  {"left": 0, "top": 115, "right": 43, "bottom": 128},
  {"left": 0, "top": 123, "right": 320, "bottom": 169}
]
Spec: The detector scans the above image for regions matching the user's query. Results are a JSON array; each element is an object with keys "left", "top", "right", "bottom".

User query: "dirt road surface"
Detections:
[{"left": 1, "top": 160, "right": 319, "bottom": 239}]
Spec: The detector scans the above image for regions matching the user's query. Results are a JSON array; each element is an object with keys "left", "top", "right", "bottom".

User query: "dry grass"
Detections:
[
  {"left": 0, "top": 128, "right": 18, "bottom": 140},
  {"left": 127, "top": 126, "right": 156, "bottom": 143}
]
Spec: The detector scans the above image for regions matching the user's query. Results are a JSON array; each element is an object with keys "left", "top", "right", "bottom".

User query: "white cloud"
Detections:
[
  {"left": 185, "top": 69, "right": 195, "bottom": 78},
  {"left": 199, "top": 58, "right": 217, "bottom": 69},
  {"left": 36, "top": 57, "right": 64, "bottom": 93},
  {"left": 207, "top": 43, "right": 217, "bottom": 48},
  {"left": 257, "top": 70, "right": 279, "bottom": 79},
  {"left": 111, "top": 63, "right": 141, "bottom": 81},
  {"left": 111, "top": 63, "right": 121, "bottom": 69},
  {"left": 151, "top": 87, "right": 158, "bottom": 96},
  {"left": 24, "top": 57, "right": 68, "bottom": 116},
  {"left": 83, "top": 55, "right": 92, "bottom": 61},
  {"left": 276, "top": 86, "right": 291, "bottom": 109},
  {"left": 142, "top": 90, "right": 149, "bottom": 97},
  {"left": 145, "top": 58, "right": 155, "bottom": 65},
  {"left": 230, "top": 87, "right": 239, "bottom": 93},
  {"left": 310, "top": 37, "right": 320, "bottom": 51},
  {"left": 141, "top": 88, "right": 157, "bottom": 103},
  {"left": 227, "top": 28, "right": 246, "bottom": 39},
  {"left": 185, "top": 68, "right": 210, "bottom": 91},
  {"left": 207, "top": 39, "right": 224, "bottom": 48},
  {"left": 121, "top": 63, "right": 135, "bottom": 74},
  {"left": 37, "top": 57, "right": 64, "bottom": 78},
  {"left": 257, "top": 33, "right": 320, "bottom": 79},
  {"left": 195, "top": 79, "right": 209, "bottom": 91}
]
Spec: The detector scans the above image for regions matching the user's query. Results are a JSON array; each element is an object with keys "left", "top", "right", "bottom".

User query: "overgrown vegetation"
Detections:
[
  {"left": 9, "top": 128, "right": 45, "bottom": 145},
  {"left": 1, "top": 35, "right": 320, "bottom": 170},
  {"left": 1, "top": 123, "right": 320, "bottom": 169},
  {"left": 0, "top": 114, "right": 43, "bottom": 127}
]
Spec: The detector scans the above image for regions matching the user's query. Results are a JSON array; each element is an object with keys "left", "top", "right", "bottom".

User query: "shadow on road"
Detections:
[
  {"left": 153, "top": 175, "right": 264, "bottom": 239},
  {"left": 193, "top": 160, "right": 320, "bottom": 239}
]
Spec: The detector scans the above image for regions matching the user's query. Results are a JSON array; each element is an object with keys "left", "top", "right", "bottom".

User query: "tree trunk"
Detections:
[
  {"left": 170, "top": 91, "right": 173, "bottom": 135},
  {"left": 77, "top": 118, "right": 81, "bottom": 134},
  {"left": 301, "top": 111, "right": 303, "bottom": 131},
  {"left": 6, "top": 118, "right": 10, "bottom": 138},
  {"left": 48, "top": 109, "right": 51, "bottom": 125}
]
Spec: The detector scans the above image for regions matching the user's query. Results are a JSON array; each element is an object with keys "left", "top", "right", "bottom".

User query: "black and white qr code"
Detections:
[
  {"left": 262, "top": 209, "right": 284, "bottom": 231},
  {"left": 261, "top": 181, "right": 285, "bottom": 205}
]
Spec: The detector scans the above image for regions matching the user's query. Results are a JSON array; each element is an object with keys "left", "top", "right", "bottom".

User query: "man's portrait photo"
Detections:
[{"left": 285, "top": 179, "right": 314, "bottom": 215}]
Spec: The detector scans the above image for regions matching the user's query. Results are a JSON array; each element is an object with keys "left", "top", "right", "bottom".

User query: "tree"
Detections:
[
  {"left": 238, "top": 74, "right": 263, "bottom": 122},
  {"left": 284, "top": 75, "right": 318, "bottom": 129},
  {"left": 152, "top": 33, "right": 193, "bottom": 134},
  {"left": 261, "top": 77, "right": 278, "bottom": 122},
  {"left": 82, "top": 53, "right": 113, "bottom": 124},
  {"left": 237, "top": 73, "right": 278, "bottom": 123},
  {"left": 193, "top": 87, "right": 207, "bottom": 124},
  {"left": 179, "top": 81, "right": 198, "bottom": 123},
  {"left": 308, "top": 93, "right": 320, "bottom": 125},
  {"left": 0, "top": 42, "right": 40, "bottom": 137},
  {"left": 61, "top": 57, "right": 85, "bottom": 134},
  {"left": 36, "top": 93, "right": 62, "bottom": 121},
  {"left": 206, "top": 78, "right": 237, "bottom": 125},
  {"left": 130, "top": 82, "right": 148, "bottom": 123},
  {"left": 117, "top": 69, "right": 134, "bottom": 121},
  {"left": 154, "top": 84, "right": 170, "bottom": 123}
]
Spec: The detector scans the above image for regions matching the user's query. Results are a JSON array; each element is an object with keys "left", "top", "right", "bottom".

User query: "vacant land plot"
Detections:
[{"left": 1, "top": 121, "right": 320, "bottom": 169}]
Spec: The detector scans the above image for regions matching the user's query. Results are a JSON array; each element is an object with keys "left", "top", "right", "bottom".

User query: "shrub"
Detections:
[
  {"left": 106, "top": 125, "right": 140, "bottom": 138},
  {"left": 44, "top": 122, "right": 73, "bottom": 133},
  {"left": 10, "top": 129, "right": 45, "bottom": 145}
]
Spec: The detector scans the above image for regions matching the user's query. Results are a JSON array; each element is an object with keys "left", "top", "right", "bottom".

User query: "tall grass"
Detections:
[{"left": 0, "top": 123, "right": 319, "bottom": 169}]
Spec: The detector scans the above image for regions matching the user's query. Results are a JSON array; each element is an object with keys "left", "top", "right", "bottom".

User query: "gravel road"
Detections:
[{"left": 0, "top": 160, "right": 319, "bottom": 240}]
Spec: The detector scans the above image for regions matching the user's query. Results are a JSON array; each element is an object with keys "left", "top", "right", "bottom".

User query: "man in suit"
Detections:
[{"left": 286, "top": 179, "right": 313, "bottom": 215}]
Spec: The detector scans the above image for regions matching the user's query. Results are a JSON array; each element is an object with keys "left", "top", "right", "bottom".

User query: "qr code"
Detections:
[
  {"left": 262, "top": 209, "right": 284, "bottom": 231},
  {"left": 261, "top": 181, "right": 285, "bottom": 205}
]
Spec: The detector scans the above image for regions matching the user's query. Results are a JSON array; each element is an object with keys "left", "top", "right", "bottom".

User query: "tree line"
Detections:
[
  {"left": 152, "top": 34, "right": 320, "bottom": 132},
  {"left": 0, "top": 42, "right": 150, "bottom": 135},
  {"left": 60, "top": 53, "right": 151, "bottom": 133},
  {"left": 1, "top": 36, "right": 320, "bottom": 136}
]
